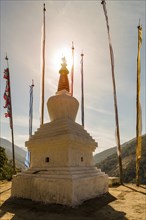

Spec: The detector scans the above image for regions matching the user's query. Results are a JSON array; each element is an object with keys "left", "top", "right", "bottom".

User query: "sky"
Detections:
[{"left": 0, "top": 0, "right": 145, "bottom": 155}]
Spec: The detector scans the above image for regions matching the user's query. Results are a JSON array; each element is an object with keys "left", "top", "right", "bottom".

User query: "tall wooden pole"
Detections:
[
  {"left": 5, "top": 55, "right": 16, "bottom": 173},
  {"left": 29, "top": 80, "right": 34, "bottom": 138},
  {"left": 71, "top": 41, "right": 74, "bottom": 96},
  {"left": 136, "top": 23, "right": 142, "bottom": 186},
  {"left": 101, "top": 0, "right": 123, "bottom": 184},
  {"left": 40, "top": 4, "right": 46, "bottom": 125},
  {"left": 81, "top": 53, "right": 84, "bottom": 127}
]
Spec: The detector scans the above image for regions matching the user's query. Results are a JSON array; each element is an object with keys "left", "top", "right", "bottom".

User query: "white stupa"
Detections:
[{"left": 12, "top": 57, "right": 108, "bottom": 206}]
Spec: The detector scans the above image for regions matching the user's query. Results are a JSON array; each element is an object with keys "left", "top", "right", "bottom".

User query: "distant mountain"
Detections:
[
  {"left": 95, "top": 134, "right": 146, "bottom": 184},
  {"left": 93, "top": 137, "right": 139, "bottom": 164},
  {"left": 94, "top": 146, "right": 117, "bottom": 164},
  {"left": 0, "top": 138, "right": 27, "bottom": 169}
]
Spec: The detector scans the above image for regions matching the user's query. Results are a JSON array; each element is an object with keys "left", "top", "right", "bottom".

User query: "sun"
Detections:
[{"left": 52, "top": 46, "right": 73, "bottom": 72}]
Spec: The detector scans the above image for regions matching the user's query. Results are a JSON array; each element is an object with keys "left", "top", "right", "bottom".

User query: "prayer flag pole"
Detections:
[
  {"left": 29, "top": 80, "right": 34, "bottom": 138},
  {"left": 40, "top": 3, "right": 46, "bottom": 125},
  {"left": 4, "top": 55, "right": 16, "bottom": 173},
  {"left": 81, "top": 52, "right": 84, "bottom": 127},
  {"left": 136, "top": 22, "right": 142, "bottom": 186},
  {"left": 101, "top": 0, "right": 123, "bottom": 184},
  {"left": 70, "top": 41, "right": 74, "bottom": 96},
  {"left": 25, "top": 80, "right": 34, "bottom": 168}
]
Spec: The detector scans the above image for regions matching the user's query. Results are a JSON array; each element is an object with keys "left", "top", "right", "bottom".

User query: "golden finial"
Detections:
[
  {"left": 59, "top": 56, "right": 69, "bottom": 75},
  {"left": 57, "top": 57, "right": 69, "bottom": 92}
]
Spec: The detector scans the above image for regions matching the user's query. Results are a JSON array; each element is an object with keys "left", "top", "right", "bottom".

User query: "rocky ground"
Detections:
[{"left": 0, "top": 181, "right": 146, "bottom": 220}]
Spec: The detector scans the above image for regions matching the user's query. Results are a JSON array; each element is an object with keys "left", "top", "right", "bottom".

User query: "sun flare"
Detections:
[{"left": 52, "top": 46, "right": 73, "bottom": 72}]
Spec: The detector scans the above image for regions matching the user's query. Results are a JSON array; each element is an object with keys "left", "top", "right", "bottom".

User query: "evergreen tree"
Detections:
[{"left": 0, "top": 146, "right": 14, "bottom": 180}]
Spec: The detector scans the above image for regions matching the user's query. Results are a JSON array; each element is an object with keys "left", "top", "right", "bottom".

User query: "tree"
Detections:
[
  {"left": 0, "top": 146, "right": 14, "bottom": 180},
  {"left": 0, "top": 147, "right": 7, "bottom": 169}
]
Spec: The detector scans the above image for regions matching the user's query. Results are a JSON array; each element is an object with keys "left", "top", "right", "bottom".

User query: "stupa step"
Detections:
[
  {"left": 31, "top": 132, "right": 94, "bottom": 142},
  {"left": 23, "top": 166, "right": 100, "bottom": 173},
  {"left": 36, "top": 119, "right": 89, "bottom": 132},
  {"left": 20, "top": 170, "right": 104, "bottom": 179},
  {"left": 30, "top": 122, "right": 96, "bottom": 144},
  {"left": 24, "top": 166, "right": 100, "bottom": 172},
  {"left": 35, "top": 129, "right": 91, "bottom": 139},
  {"left": 22, "top": 171, "right": 102, "bottom": 178},
  {"left": 31, "top": 131, "right": 93, "bottom": 141},
  {"left": 28, "top": 129, "right": 96, "bottom": 143},
  {"left": 28, "top": 136, "right": 97, "bottom": 148},
  {"left": 35, "top": 124, "right": 90, "bottom": 133},
  {"left": 34, "top": 123, "right": 91, "bottom": 137},
  {"left": 24, "top": 169, "right": 101, "bottom": 174},
  {"left": 20, "top": 174, "right": 103, "bottom": 180}
]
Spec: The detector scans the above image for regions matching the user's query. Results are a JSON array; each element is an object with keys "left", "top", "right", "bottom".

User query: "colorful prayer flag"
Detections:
[
  {"left": 3, "top": 56, "right": 16, "bottom": 172},
  {"left": 3, "top": 68, "right": 12, "bottom": 122},
  {"left": 25, "top": 81, "right": 34, "bottom": 168}
]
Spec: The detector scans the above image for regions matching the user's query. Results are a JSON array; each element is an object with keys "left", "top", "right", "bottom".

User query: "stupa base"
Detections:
[{"left": 12, "top": 166, "right": 108, "bottom": 206}]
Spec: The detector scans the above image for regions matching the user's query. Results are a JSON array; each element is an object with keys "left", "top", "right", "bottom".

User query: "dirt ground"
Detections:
[{"left": 0, "top": 181, "right": 146, "bottom": 220}]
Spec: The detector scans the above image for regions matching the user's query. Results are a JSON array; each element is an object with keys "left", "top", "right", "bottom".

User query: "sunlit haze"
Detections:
[{"left": 52, "top": 46, "right": 73, "bottom": 71}]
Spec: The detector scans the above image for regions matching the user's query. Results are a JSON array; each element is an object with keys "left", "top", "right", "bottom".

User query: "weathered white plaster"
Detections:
[
  {"left": 12, "top": 166, "right": 108, "bottom": 206},
  {"left": 12, "top": 92, "right": 108, "bottom": 206}
]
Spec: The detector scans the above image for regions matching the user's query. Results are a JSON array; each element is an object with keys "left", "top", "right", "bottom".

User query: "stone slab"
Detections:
[
  {"left": 108, "top": 177, "right": 120, "bottom": 186},
  {"left": 12, "top": 167, "right": 108, "bottom": 206}
]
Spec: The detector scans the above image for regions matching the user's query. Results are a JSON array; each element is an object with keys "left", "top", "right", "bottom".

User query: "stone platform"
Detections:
[{"left": 12, "top": 166, "right": 108, "bottom": 206}]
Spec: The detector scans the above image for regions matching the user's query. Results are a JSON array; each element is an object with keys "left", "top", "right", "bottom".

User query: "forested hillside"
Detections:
[
  {"left": 0, "top": 138, "right": 26, "bottom": 169},
  {"left": 0, "top": 146, "right": 14, "bottom": 180},
  {"left": 96, "top": 134, "right": 146, "bottom": 184}
]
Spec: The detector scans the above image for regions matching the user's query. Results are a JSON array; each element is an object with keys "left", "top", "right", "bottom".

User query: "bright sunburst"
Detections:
[{"left": 52, "top": 46, "right": 73, "bottom": 72}]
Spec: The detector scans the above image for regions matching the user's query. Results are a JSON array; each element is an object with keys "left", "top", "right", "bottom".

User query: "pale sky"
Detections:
[{"left": 0, "top": 0, "right": 145, "bottom": 154}]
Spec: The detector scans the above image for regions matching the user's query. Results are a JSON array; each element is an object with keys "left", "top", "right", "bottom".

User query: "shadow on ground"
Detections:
[
  {"left": 0, "top": 192, "right": 127, "bottom": 220},
  {"left": 123, "top": 184, "right": 146, "bottom": 195}
]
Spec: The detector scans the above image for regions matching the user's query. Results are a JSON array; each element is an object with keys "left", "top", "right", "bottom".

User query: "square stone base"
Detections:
[
  {"left": 11, "top": 167, "right": 108, "bottom": 206},
  {"left": 108, "top": 177, "right": 120, "bottom": 187}
]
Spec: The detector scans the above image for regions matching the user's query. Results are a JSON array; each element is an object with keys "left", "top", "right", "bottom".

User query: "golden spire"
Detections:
[
  {"left": 59, "top": 57, "right": 69, "bottom": 75},
  {"left": 57, "top": 57, "right": 70, "bottom": 92}
]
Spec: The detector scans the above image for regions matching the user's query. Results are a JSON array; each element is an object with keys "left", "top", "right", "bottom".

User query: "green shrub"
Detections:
[{"left": 0, "top": 147, "right": 15, "bottom": 180}]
